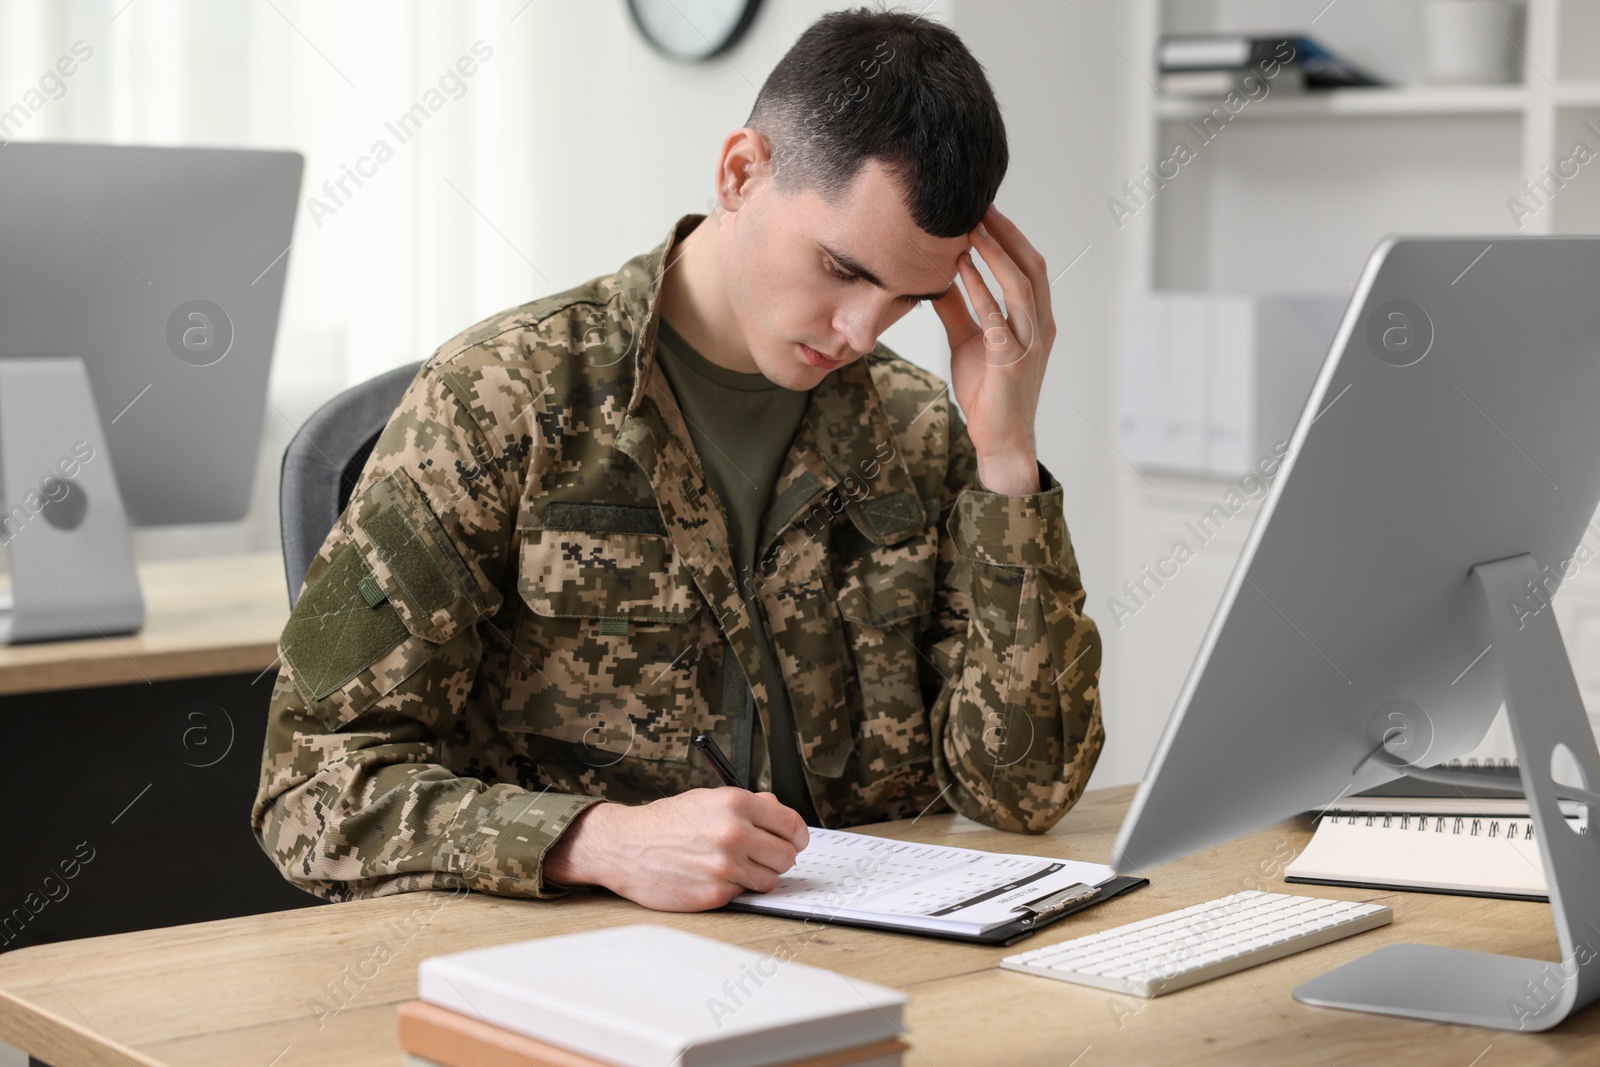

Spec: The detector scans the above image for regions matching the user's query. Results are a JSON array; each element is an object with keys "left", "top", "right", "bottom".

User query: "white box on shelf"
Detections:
[
  {"left": 1245, "top": 294, "right": 1346, "bottom": 470},
  {"left": 1116, "top": 291, "right": 1165, "bottom": 469},
  {"left": 1118, "top": 292, "right": 1345, "bottom": 478},
  {"left": 1207, "top": 295, "right": 1256, "bottom": 475},
  {"left": 1161, "top": 294, "right": 1210, "bottom": 471}
]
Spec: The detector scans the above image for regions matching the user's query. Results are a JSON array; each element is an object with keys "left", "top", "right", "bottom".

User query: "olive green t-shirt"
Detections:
[{"left": 654, "top": 316, "right": 820, "bottom": 825}]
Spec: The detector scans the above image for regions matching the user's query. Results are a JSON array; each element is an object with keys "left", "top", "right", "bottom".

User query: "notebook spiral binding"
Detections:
[{"left": 1321, "top": 811, "right": 1589, "bottom": 840}]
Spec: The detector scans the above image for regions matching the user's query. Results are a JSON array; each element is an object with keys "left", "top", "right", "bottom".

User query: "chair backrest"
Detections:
[{"left": 279, "top": 361, "right": 423, "bottom": 607}]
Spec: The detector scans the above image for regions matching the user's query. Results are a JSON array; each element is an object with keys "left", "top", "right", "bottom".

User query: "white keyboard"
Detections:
[{"left": 999, "top": 890, "right": 1391, "bottom": 997}]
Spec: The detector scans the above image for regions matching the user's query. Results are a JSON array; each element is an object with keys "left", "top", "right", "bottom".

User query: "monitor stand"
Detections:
[
  {"left": 1294, "top": 552, "right": 1600, "bottom": 1031},
  {"left": 0, "top": 358, "right": 143, "bottom": 643}
]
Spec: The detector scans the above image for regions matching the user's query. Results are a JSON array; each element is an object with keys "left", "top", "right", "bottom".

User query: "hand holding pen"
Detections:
[{"left": 543, "top": 734, "right": 810, "bottom": 912}]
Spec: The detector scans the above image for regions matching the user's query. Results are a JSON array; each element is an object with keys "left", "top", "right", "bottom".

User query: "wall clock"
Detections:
[{"left": 627, "top": 0, "right": 763, "bottom": 62}]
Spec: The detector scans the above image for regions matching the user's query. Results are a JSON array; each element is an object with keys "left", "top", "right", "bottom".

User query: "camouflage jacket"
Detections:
[{"left": 251, "top": 214, "right": 1104, "bottom": 903}]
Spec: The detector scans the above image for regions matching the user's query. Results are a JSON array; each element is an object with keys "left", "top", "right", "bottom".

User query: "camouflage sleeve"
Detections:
[
  {"left": 250, "top": 365, "right": 606, "bottom": 903},
  {"left": 924, "top": 405, "right": 1105, "bottom": 834}
]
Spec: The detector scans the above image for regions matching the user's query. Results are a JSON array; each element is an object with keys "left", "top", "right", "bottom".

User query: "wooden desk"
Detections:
[
  {"left": 0, "top": 553, "right": 288, "bottom": 696},
  {"left": 1, "top": 785, "right": 1594, "bottom": 1067}
]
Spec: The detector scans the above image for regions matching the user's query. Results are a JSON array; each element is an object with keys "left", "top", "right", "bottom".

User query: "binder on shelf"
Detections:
[
  {"left": 1116, "top": 293, "right": 1164, "bottom": 469},
  {"left": 1207, "top": 296, "right": 1255, "bottom": 475},
  {"left": 1160, "top": 294, "right": 1209, "bottom": 470},
  {"left": 1117, "top": 292, "right": 1344, "bottom": 478},
  {"left": 1159, "top": 66, "right": 1306, "bottom": 98},
  {"left": 1157, "top": 34, "right": 1384, "bottom": 93}
]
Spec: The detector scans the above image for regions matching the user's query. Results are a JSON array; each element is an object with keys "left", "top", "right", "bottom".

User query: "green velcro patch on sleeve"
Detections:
[
  {"left": 544, "top": 501, "right": 667, "bottom": 536},
  {"left": 597, "top": 617, "right": 630, "bottom": 636},
  {"left": 364, "top": 504, "right": 455, "bottom": 617},
  {"left": 282, "top": 543, "right": 409, "bottom": 701}
]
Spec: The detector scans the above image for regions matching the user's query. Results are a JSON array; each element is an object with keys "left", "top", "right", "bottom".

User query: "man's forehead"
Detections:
[
  {"left": 860, "top": 224, "right": 968, "bottom": 278},
  {"left": 817, "top": 165, "right": 970, "bottom": 287}
]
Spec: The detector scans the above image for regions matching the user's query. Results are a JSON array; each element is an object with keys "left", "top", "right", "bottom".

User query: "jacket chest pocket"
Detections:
[
  {"left": 505, "top": 525, "right": 711, "bottom": 763},
  {"left": 835, "top": 531, "right": 938, "bottom": 774}
]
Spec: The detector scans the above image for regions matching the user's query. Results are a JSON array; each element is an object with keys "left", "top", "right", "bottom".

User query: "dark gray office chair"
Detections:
[{"left": 279, "top": 360, "right": 424, "bottom": 607}]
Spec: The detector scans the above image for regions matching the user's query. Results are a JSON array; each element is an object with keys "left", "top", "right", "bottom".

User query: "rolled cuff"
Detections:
[
  {"left": 455, "top": 788, "right": 609, "bottom": 900},
  {"left": 949, "top": 462, "right": 1067, "bottom": 569}
]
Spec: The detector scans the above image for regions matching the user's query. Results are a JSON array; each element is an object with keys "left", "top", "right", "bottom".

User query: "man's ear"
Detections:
[{"left": 713, "top": 127, "right": 774, "bottom": 214}]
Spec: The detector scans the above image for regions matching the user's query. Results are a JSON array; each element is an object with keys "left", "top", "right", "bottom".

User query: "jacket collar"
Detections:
[{"left": 613, "top": 214, "right": 928, "bottom": 568}]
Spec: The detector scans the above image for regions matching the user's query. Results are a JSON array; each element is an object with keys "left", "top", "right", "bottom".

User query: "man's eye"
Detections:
[{"left": 823, "top": 258, "right": 855, "bottom": 282}]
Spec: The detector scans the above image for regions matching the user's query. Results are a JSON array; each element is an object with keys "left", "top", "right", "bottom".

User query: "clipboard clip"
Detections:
[{"left": 1014, "top": 882, "right": 1098, "bottom": 926}]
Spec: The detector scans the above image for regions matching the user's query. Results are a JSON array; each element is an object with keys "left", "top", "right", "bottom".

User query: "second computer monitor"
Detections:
[{"left": 1112, "top": 235, "right": 1600, "bottom": 875}]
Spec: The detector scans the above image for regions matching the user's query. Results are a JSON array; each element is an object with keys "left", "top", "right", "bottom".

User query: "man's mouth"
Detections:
[{"left": 799, "top": 343, "right": 849, "bottom": 367}]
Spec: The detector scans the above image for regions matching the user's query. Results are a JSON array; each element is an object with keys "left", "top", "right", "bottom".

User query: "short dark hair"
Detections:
[{"left": 748, "top": 7, "right": 1007, "bottom": 239}]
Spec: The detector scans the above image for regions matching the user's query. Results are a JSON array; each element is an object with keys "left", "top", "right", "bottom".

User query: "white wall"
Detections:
[
  {"left": 0, "top": 0, "right": 964, "bottom": 562},
  {"left": 953, "top": 0, "right": 1148, "bottom": 788}
]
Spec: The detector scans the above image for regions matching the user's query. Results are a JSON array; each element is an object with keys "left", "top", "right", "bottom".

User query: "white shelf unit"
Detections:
[{"left": 1099, "top": 0, "right": 1600, "bottom": 786}]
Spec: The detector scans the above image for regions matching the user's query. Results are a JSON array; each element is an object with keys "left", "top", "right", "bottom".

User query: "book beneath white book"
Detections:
[{"left": 419, "top": 924, "right": 907, "bottom": 1067}]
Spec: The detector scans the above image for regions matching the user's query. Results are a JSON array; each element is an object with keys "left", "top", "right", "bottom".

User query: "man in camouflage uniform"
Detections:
[{"left": 252, "top": 8, "right": 1103, "bottom": 912}]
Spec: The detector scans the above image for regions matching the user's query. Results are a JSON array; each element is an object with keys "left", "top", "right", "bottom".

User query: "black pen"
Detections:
[{"left": 691, "top": 732, "right": 742, "bottom": 787}]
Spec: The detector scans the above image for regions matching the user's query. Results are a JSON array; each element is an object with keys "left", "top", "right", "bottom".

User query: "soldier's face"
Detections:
[{"left": 727, "top": 158, "right": 969, "bottom": 391}]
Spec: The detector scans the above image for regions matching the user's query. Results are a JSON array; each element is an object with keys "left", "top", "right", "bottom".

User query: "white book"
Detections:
[
  {"left": 1159, "top": 35, "right": 1252, "bottom": 70},
  {"left": 1159, "top": 69, "right": 1247, "bottom": 97},
  {"left": 418, "top": 924, "right": 906, "bottom": 1067}
]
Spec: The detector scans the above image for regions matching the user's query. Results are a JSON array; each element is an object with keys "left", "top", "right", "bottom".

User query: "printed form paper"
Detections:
[{"left": 730, "top": 828, "right": 1117, "bottom": 937}]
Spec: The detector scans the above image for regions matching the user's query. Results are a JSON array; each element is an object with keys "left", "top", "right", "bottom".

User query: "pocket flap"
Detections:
[
  {"left": 837, "top": 552, "right": 935, "bottom": 627},
  {"left": 517, "top": 527, "right": 702, "bottom": 622}
]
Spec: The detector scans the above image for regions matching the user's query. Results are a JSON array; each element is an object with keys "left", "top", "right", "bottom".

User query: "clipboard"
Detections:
[{"left": 724, "top": 874, "right": 1149, "bottom": 946}]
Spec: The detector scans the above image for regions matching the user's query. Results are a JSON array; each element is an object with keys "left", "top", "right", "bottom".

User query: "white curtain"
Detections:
[{"left": 0, "top": 0, "right": 953, "bottom": 560}]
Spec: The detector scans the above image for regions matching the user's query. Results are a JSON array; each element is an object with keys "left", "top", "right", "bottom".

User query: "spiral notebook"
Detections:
[{"left": 1285, "top": 806, "right": 1590, "bottom": 901}]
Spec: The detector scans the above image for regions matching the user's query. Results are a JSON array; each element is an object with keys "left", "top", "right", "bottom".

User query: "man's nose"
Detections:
[{"left": 832, "top": 303, "right": 879, "bottom": 359}]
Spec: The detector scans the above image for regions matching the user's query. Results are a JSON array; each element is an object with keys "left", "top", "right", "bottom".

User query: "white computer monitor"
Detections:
[
  {"left": 0, "top": 142, "right": 301, "bottom": 641},
  {"left": 1111, "top": 235, "right": 1600, "bottom": 1030}
]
